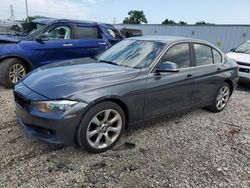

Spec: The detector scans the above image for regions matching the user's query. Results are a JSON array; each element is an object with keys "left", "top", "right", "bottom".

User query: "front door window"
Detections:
[{"left": 44, "top": 26, "right": 71, "bottom": 40}]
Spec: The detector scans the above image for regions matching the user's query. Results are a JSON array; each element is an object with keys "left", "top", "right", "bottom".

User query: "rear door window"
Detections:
[
  {"left": 75, "top": 26, "right": 101, "bottom": 39},
  {"left": 194, "top": 44, "right": 213, "bottom": 66},
  {"left": 212, "top": 49, "right": 223, "bottom": 64}
]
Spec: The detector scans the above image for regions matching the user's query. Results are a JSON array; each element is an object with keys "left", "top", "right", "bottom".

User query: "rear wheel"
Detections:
[
  {"left": 207, "top": 83, "right": 231, "bottom": 112},
  {"left": 0, "top": 58, "right": 28, "bottom": 88},
  {"left": 77, "top": 101, "right": 125, "bottom": 153}
]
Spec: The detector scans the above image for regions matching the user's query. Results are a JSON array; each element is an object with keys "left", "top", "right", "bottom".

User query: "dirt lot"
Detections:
[{"left": 0, "top": 83, "right": 249, "bottom": 188}]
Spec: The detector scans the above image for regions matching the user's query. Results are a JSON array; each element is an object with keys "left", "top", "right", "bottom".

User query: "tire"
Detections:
[
  {"left": 77, "top": 101, "right": 126, "bottom": 153},
  {"left": 0, "top": 58, "right": 28, "bottom": 88},
  {"left": 207, "top": 82, "right": 231, "bottom": 113}
]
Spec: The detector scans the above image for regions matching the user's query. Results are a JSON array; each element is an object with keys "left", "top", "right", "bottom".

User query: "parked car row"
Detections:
[{"left": 13, "top": 36, "right": 239, "bottom": 153}]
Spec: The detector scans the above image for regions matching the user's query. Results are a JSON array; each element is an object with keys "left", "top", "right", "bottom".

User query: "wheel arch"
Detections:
[
  {"left": 85, "top": 96, "right": 130, "bottom": 130},
  {"left": 108, "top": 98, "right": 129, "bottom": 129},
  {"left": 0, "top": 55, "right": 34, "bottom": 71},
  {"left": 224, "top": 79, "right": 234, "bottom": 96},
  {"left": 74, "top": 96, "right": 130, "bottom": 146}
]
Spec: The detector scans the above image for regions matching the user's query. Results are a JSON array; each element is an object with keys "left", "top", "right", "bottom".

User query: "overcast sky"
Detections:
[{"left": 0, "top": 0, "right": 250, "bottom": 24}]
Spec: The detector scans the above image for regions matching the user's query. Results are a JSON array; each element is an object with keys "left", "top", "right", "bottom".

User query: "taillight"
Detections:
[{"left": 236, "top": 64, "right": 240, "bottom": 71}]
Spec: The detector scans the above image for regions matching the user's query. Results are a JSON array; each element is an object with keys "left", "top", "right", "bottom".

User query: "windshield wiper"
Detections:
[
  {"left": 99, "top": 59, "right": 134, "bottom": 68},
  {"left": 99, "top": 60, "right": 118, "bottom": 66},
  {"left": 234, "top": 50, "right": 246, "bottom": 54}
]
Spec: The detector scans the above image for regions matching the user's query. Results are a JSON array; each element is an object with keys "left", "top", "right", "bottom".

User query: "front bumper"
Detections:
[
  {"left": 238, "top": 64, "right": 250, "bottom": 81},
  {"left": 14, "top": 82, "right": 87, "bottom": 145}
]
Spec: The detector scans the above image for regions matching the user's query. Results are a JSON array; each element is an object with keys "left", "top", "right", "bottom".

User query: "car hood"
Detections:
[
  {"left": 226, "top": 52, "right": 250, "bottom": 64},
  {"left": 0, "top": 35, "right": 20, "bottom": 43},
  {"left": 23, "top": 58, "right": 141, "bottom": 99}
]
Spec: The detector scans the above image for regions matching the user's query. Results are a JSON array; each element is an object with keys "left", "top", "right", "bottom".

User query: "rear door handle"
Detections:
[
  {"left": 186, "top": 74, "right": 193, "bottom": 78},
  {"left": 99, "top": 42, "right": 107, "bottom": 45},
  {"left": 217, "top": 67, "right": 223, "bottom": 72},
  {"left": 63, "top": 43, "right": 73, "bottom": 47}
]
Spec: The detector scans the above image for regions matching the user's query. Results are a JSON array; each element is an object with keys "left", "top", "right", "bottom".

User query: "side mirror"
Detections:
[
  {"left": 155, "top": 61, "right": 180, "bottom": 73},
  {"left": 35, "top": 34, "right": 49, "bottom": 43},
  {"left": 230, "top": 48, "right": 235, "bottom": 52}
]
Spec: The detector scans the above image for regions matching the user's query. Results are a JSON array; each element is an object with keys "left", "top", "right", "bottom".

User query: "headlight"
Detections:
[{"left": 32, "top": 100, "right": 78, "bottom": 114}]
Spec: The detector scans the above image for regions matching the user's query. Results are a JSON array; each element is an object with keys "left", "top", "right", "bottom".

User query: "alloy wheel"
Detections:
[
  {"left": 216, "top": 86, "right": 230, "bottom": 110},
  {"left": 86, "top": 109, "right": 122, "bottom": 149},
  {"left": 9, "top": 64, "right": 26, "bottom": 84}
]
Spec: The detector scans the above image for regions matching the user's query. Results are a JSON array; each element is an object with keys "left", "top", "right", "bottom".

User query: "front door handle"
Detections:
[
  {"left": 99, "top": 42, "right": 107, "bottom": 45},
  {"left": 63, "top": 43, "right": 73, "bottom": 47}
]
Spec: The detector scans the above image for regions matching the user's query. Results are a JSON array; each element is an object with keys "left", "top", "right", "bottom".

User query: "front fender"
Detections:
[
  {"left": 0, "top": 54, "right": 34, "bottom": 70},
  {"left": 70, "top": 79, "right": 146, "bottom": 126}
]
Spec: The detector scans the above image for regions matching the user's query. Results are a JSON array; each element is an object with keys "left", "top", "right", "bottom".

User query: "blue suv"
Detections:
[{"left": 0, "top": 18, "right": 124, "bottom": 88}]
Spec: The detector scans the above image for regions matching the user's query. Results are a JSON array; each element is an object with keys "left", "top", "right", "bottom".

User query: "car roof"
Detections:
[
  {"left": 31, "top": 18, "right": 115, "bottom": 28},
  {"left": 130, "top": 35, "right": 209, "bottom": 44}
]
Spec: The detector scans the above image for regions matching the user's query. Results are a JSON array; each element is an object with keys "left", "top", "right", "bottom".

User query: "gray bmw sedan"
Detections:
[{"left": 14, "top": 36, "right": 239, "bottom": 153}]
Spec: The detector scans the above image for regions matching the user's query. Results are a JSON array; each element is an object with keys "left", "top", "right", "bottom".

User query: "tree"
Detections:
[
  {"left": 196, "top": 21, "right": 206, "bottom": 25},
  {"left": 178, "top": 21, "right": 187, "bottom": 25},
  {"left": 195, "top": 21, "right": 214, "bottom": 25},
  {"left": 123, "top": 10, "right": 147, "bottom": 24},
  {"left": 162, "top": 18, "right": 176, "bottom": 24},
  {"left": 24, "top": 15, "right": 48, "bottom": 23}
]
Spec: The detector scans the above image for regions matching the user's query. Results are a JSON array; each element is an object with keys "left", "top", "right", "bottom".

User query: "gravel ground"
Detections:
[{"left": 0, "top": 83, "right": 249, "bottom": 188}]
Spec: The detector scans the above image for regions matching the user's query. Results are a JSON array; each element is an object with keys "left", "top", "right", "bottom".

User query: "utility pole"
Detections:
[
  {"left": 10, "top": 5, "right": 15, "bottom": 21},
  {"left": 25, "top": 0, "right": 29, "bottom": 22}
]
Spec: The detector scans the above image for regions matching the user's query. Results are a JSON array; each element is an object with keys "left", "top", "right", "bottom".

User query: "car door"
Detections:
[
  {"left": 70, "top": 24, "right": 109, "bottom": 58},
  {"left": 191, "top": 43, "right": 225, "bottom": 107},
  {"left": 31, "top": 24, "right": 76, "bottom": 66},
  {"left": 144, "top": 42, "right": 195, "bottom": 118}
]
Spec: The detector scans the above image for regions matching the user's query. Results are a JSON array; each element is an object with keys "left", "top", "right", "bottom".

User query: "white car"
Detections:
[{"left": 227, "top": 41, "right": 250, "bottom": 81}]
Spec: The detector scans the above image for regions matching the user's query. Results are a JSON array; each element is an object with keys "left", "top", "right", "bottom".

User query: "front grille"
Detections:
[
  {"left": 239, "top": 68, "right": 250, "bottom": 73},
  {"left": 14, "top": 93, "right": 30, "bottom": 108},
  {"left": 237, "top": 62, "right": 250, "bottom": 67},
  {"left": 25, "top": 123, "right": 56, "bottom": 137}
]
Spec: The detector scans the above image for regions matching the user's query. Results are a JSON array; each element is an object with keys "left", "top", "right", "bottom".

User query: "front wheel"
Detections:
[
  {"left": 0, "top": 58, "right": 28, "bottom": 88},
  {"left": 207, "top": 83, "right": 231, "bottom": 112},
  {"left": 77, "top": 101, "right": 125, "bottom": 153}
]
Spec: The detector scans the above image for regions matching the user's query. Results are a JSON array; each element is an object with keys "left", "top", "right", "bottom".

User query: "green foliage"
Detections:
[
  {"left": 196, "top": 21, "right": 207, "bottom": 25},
  {"left": 178, "top": 21, "right": 187, "bottom": 25},
  {"left": 195, "top": 21, "right": 214, "bottom": 25},
  {"left": 162, "top": 18, "right": 176, "bottom": 25},
  {"left": 162, "top": 19, "right": 187, "bottom": 25},
  {"left": 123, "top": 10, "right": 148, "bottom": 24},
  {"left": 24, "top": 15, "right": 48, "bottom": 23}
]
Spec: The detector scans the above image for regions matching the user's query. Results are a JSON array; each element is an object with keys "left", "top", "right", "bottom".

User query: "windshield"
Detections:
[
  {"left": 27, "top": 23, "right": 45, "bottom": 35},
  {"left": 97, "top": 39, "right": 166, "bottom": 69},
  {"left": 234, "top": 42, "right": 250, "bottom": 54}
]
